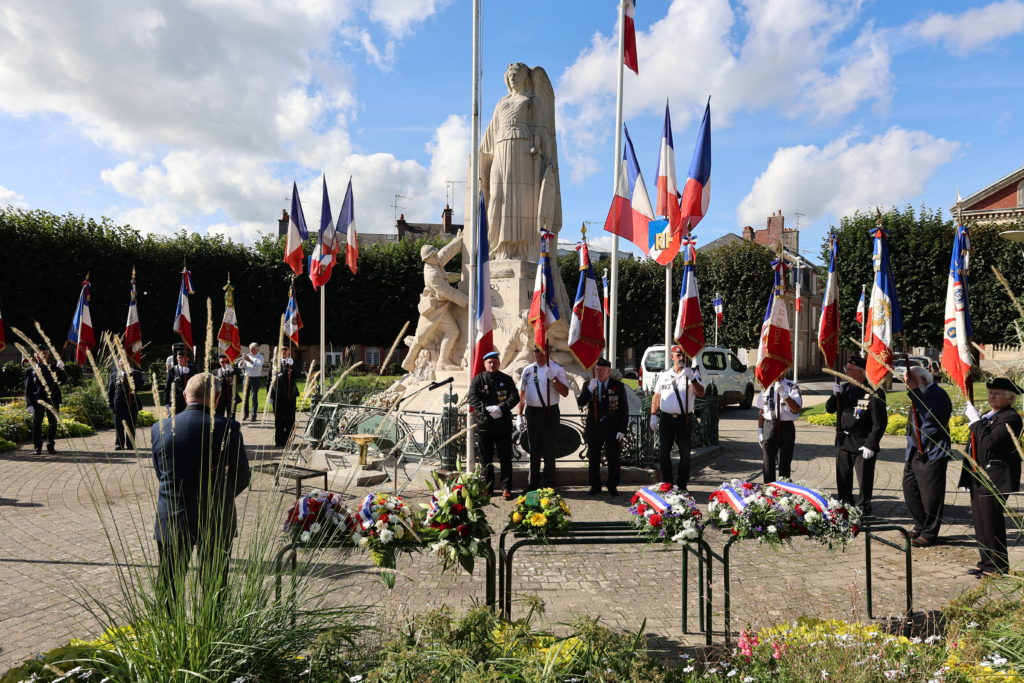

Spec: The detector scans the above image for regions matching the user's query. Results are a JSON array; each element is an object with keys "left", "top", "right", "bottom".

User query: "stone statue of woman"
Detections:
[{"left": 478, "top": 63, "right": 561, "bottom": 261}]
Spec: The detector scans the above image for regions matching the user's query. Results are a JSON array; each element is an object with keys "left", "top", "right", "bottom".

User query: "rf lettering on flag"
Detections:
[
  {"left": 755, "top": 260, "right": 793, "bottom": 388},
  {"left": 567, "top": 238, "right": 604, "bottom": 369},
  {"left": 941, "top": 223, "right": 974, "bottom": 396}
]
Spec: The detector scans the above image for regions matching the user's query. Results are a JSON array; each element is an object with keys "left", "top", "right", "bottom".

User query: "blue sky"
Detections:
[{"left": 1, "top": 0, "right": 1022, "bottom": 262}]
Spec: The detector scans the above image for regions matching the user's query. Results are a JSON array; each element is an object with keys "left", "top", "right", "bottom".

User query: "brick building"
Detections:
[{"left": 954, "top": 164, "right": 1024, "bottom": 224}]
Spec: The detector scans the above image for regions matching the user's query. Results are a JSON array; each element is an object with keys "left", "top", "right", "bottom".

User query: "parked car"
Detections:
[
  {"left": 639, "top": 345, "right": 755, "bottom": 409},
  {"left": 892, "top": 357, "right": 926, "bottom": 383}
]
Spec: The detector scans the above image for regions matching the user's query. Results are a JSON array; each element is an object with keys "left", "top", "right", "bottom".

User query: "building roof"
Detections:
[
  {"left": 956, "top": 163, "right": 1024, "bottom": 212},
  {"left": 697, "top": 233, "right": 744, "bottom": 251}
]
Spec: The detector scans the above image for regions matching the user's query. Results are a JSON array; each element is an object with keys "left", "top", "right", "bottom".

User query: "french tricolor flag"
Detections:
[
  {"left": 855, "top": 287, "right": 865, "bottom": 324},
  {"left": 67, "top": 276, "right": 96, "bottom": 365},
  {"left": 679, "top": 99, "right": 711, "bottom": 231},
  {"left": 528, "top": 231, "right": 560, "bottom": 349},
  {"left": 651, "top": 101, "right": 681, "bottom": 266},
  {"left": 602, "top": 269, "right": 610, "bottom": 318},
  {"left": 283, "top": 281, "right": 303, "bottom": 346},
  {"left": 755, "top": 260, "right": 793, "bottom": 388},
  {"left": 817, "top": 237, "right": 839, "bottom": 368},
  {"left": 941, "top": 223, "right": 974, "bottom": 397},
  {"left": 172, "top": 267, "right": 194, "bottom": 349},
  {"left": 603, "top": 124, "right": 654, "bottom": 254},
  {"left": 673, "top": 239, "right": 704, "bottom": 358},
  {"left": 623, "top": 0, "right": 639, "bottom": 74},
  {"left": 124, "top": 268, "right": 143, "bottom": 366},
  {"left": 341, "top": 178, "right": 358, "bottom": 275},
  {"left": 567, "top": 239, "right": 604, "bottom": 370},
  {"left": 713, "top": 295, "right": 724, "bottom": 325},
  {"left": 866, "top": 219, "right": 903, "bottom": 386},
  {"left": 309, "top": 175, "right": 339, "bottom": 289},
  {"left": 284, "top": 181, "right": 309, "bottom": 276},
  {"left": 471, "top": 192, "right": 494, "bottom": 376}
]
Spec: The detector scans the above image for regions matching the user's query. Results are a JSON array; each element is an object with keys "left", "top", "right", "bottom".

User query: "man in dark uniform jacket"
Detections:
[
  {"left": 151, "top": 373, "right": 250, "bottom": 602},
  {"left": 466, "top": 350, "right": 520, "bottom": 499},
  {"left": 213, "top": 353, "right": 241, "bottom": 420},
  {"left": 902, "top": 366, "right": 952, "bottom": 547},
  {"left": 825, "top": 356, "right": 887, "bottom": 513},
  {"left": 164, "top": 348, "right": 197, "bottom": 415},
  {"left": 269, "top": 345, "right": 299, "bottom": 447},
  {"left": 577, "top": 357, "right": 629, "bottom": 496},
  {"left": 108, "top": 357, "right": 145, "bottom": 451},
  {"left": 962, "top": 377, "right": 1023, "bottom": 577},
  {"left": 24, "top": 349, "right": 68, "bottom": 454}
]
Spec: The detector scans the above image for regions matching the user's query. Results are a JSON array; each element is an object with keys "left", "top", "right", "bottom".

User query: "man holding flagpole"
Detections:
[{"left": 826, "top": 356, "right": 887, "bottom": 514}]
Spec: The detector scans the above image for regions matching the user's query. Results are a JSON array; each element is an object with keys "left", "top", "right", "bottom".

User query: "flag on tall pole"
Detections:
[
  {"left": 283, "top": 279, "right": 303, "bottom": 346},
  {"left": 309, "top": 175, "right": 339, "bottom": 289},
  {"left": 941, "top": 222, "right": 974, "bottom": 397},
  {"left": 568, "top": 232, "right": 605, "bottom": 369},
  {"left": 66, "top": 275, "right": 96, "bottom": 364},
  {"left": 679, "top": 98, "right": 712, "bottom": 232},
  {"left": 172, "top": 265, "right": 194, "bottom": 348},
  {"left": 623, "top": 0, "right": 638, "bottom": 74},
  {"left": 865, "top": 211, "right": 903, "bottom": 386},
  {"left": 817, "top": 235, "right": 840, "bottom": 368},
  {"left": 124, "top": 267, "right": 143, "bottom": 366},
  {"left": 673, "top": 238, "right": 704, "bottom": 358},
  {"left": 713, "top": 295, "right": 724, "bottom": 325},
  {"left": 217, "top": 275, "right": 242, "bottom": 362},
  {"left": 650, "top": 101, "right": 681, "bottom": 265},
  {"left": 528, "top": 230, "right": 560, "bottom": 349},
  {"left": 340, "top": 178, "right": 358, "bottom": 275},
  {"left": 603, "top": 124, "right": 654, "bottom": 254},
  {"left": 602, "top": 269, "right": 610, "bottom": 319},
  {"left": 284, "top": 181, "right": 309, "bottom": 276},
  {"left": 855, "top": 286, "right": 865, "bottom": 324},
  {"left": 470, "top": 192, "right": 494, "bottom": 376},
  {"left": 755, "top": 259, "right": 793, "bottom": 388}
]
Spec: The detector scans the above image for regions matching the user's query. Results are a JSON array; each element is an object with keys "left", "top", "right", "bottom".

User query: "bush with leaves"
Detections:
[
  {"left": 0, "top": 361, "right": 26, "bottom": 397},
  {"left": 62, "top": 381, "right": 114, "bottom": 429}
]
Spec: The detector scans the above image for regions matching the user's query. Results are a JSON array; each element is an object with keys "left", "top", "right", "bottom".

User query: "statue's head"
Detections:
[
  {"left": 504, "top": 62, "right": 530, "bottom": 93},
  {"left": 420, "top": 244, "right": 437, "bottom": 262}
]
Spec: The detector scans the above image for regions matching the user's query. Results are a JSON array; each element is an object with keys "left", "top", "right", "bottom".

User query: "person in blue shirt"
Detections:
[{"left": 901, "top": 366, "right": 952, "bottom": 547}]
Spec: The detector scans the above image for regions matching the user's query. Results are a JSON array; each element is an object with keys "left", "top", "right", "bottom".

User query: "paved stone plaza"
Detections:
[{"left": 1, "top": 400, "right": 1017, "bottom": 669}]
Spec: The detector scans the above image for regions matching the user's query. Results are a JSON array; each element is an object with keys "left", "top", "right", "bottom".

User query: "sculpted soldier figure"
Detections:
[{"left": 403, "top": 232, "right": 467, "bottom": 372}]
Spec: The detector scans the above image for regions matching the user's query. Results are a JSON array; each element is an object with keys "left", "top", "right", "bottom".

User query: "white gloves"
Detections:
[
  {"left": 27, "top": 405, "right": 34, "bottom": 416},
  {"left": 860, "top": 446, "right": 876, "bottom": 460},
  {"left": 649, "top": 414, "right": 660, "bottom": 431},
  {"left": 682, "top": 366, "right": 695, "bottom": 380},
  {"left": 616, "top": 432, "right": 625, "bottom": 441},
  {"left": 757, "top": 427, "right": 764, "bottom": 445},
  {"left": 832, "top": 383, "right": 842, "bottom": 396},
  {"left": 964, "top": 402, "right": 982, "bottom": 426},
  {"left": 588, "top": 378, "right": 599, "bottom": 392},
  {"left": 515, "top": 415, "right": 525, "bottom": 432},
  {"left": 486, "top": 405, "right": 502, "bottom": 419},
  {"left": 56, "top": 360, "right": 65, "bottom": 369}
]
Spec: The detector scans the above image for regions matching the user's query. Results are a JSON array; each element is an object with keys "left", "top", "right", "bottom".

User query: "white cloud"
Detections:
[
  {"left": 907, "top": 0, "right": 1024, "bottom": 54},
  {"left": 367, "top": 0, "right": 452, "bottom": 38},
  {"left": 0, "top": 185, "right": 27, "bottom": 209},
  {"left": 737, "top": 127, "right": 960, "bottom": 227}
]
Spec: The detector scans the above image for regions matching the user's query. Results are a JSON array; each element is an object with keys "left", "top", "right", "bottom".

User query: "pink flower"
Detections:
[{"left": 771, "top": 640, "right": 786, "bottom": 659}]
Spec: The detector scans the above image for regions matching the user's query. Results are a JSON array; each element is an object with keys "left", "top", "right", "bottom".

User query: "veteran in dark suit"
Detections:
[
  {"left": 902, "top": 366, "right": 952, "bottom": 547},
  {"left": 151, "top": 373, "right": 251, "bottom": 601},
  {"left": 577, "top": 358, "right": 629, "bottom": 496},
  {"left": 825, "top": 356, "right": 887, "bottom": 514},
  {"left": 164, "top": 348, "right": 197, "bottom": 415},
  {"left": 23, "top": 349, "right": 68, "bottom": 455},
  {"left": 962, "top": 377, "right": 1023, "bottom": 577},
  {"left": 108, "top": 357, "right": 145, "bottom": 451},
  {"left": 466, "top": 350, "right": 520, "bottom": 499}
]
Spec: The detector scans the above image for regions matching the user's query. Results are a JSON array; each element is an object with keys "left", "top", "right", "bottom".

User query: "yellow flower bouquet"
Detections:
[{"left": 507, "top": 488, "right": 571, "bottom": 541}]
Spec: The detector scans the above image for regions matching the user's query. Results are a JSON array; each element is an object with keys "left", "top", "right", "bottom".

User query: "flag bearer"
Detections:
[{"left": 757, "top": 377, "right": 803, "bottom": 483}]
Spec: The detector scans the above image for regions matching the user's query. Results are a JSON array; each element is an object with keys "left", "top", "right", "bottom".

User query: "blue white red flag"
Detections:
[
  {"left": 568, "top": 239, "right": 604, "bottom": 369},
  {"left": 941, "top": 223, "right": 974, "bottom": 397},
  {"left": 340, "top": 178, "right": 358, "bottom": 275},
  {"left": 67, "top": 276, "right": 95, "bottom": 365},
  {"left": 713, "top": 295, "right": 724, "bottom": 325},
  {"left": 651, "top": 101, "right": 681, "bottom": 265},
  {"left": 768, "top": 481, "right": 829, "bottom": 514},
  {"left": 471, "top": 192, "right": 494, "bottom": 376},
  {"left": 673, "top": 238, "right": 704, "bottom": 358},
  {"left": 528, "top": 231, "right": 560, "bottom": 350},
  {"left": 124, "top": 268, "right": 142, "bottom": 366},
  {"left": 755, "top": 259, "right": 793, "bottom": 388},
  {"left": 217, "top": 278, "right": 242, "bottom": 362},
  {"left": 817, "top": 237, "right": 840, "bottom": 367},
  {"left": 357, "top": 494, "right": 374, "bottom": 531},
  {"left": 172, "top": 267, "right": 194, "bottom": 348},
  {"left": 309, "top": 175, "right": 340, "bottom": 289},
  {"left": 285, "top": 182, "right": 309, "bottom": 276},
  {"left": 283, "top": 281, "right": 303, "bottom": 346},
  {"left": 602, "top": 269, "right": 610, "bottom": 318},
  {"left": 623, "top": 0, "right": 638, "bottom": 74},
  {"left": 679, "top": 99, "right": 711, "bottom": 231},
  {"left": 603, "top": 124, "right": 654, "bottom": 254},
  {"left": 855, "top": 287, "right": 865, "bottom": 324},
  {"left": 719, "top": 485, "right": 748, "bottom": 514},
  {"left": 865, "top": 218, "right": 903, "bottom": 386}
]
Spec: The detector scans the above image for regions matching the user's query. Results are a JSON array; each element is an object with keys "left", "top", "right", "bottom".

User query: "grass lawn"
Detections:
[{"left": 801, "top": 381, "right": 986, "bottom": 417}]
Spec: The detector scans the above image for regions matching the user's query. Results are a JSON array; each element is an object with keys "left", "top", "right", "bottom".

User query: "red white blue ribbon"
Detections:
[
  {"left": 637, "top": 487, "right": 671, "bottom": 513},
  {"left": 719, "top": 485, "right": 748, "bottom": 513},
  {"left": 768, "top": 481, "right": 828, "bottom": 513},
  {"left": 357, "top": 493, "right": 375, "bottom": 530}
]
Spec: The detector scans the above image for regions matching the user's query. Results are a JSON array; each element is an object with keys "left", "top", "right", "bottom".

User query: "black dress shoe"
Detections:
[
  {"left": 113, "top": 445, "right": 123, "bottom": 451},
  {"left": 911, "top": 537, "right": 932, "bottom": 548},
  {"left": 607, "top": 488, "right": 619, "bottom": 497},
  {"left": 588, "top": 488, "right": 600, "bottom": 495},
  {"left": 966, "top": 567, "right": 984, "bottom": 576},
  {"left": 33, "top": 447, "right": 42, "bottom": 455},
  {"left": 909, "top": 529, "right": 920, "bottom": 539},
  {"left": 47, "top": 445, "right": 56, "bottom": 454}
]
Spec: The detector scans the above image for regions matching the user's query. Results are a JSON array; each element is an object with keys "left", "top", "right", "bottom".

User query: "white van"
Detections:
[{"left": 640, "top": 345, "right": 756, "bottom": 409}]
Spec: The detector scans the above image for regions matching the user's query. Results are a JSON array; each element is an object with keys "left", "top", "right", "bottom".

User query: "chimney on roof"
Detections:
[
  {"left": 742, "top": 225, "right": 755, "bottom": 241},
  {"left": 441, "top": 205, "right": 454, "bottom": 235},
  {"left": 396, "top": 213, "right": 408, "bottom": 241},
  {"left": 278, "top": 209, "right": 289, "bottom": 237}
]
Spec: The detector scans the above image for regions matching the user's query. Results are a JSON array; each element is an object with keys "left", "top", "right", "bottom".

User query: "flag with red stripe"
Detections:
[
  {"left": 603, "top": 124, "right": 654, "bottom": 254},
  {"left": 673, "top": 238, "right": 704, "bottom": 358},
  {"left": 755, "top": 259, "right": 793, "bottom": 388},
  {"left": 623, "top": 0, "right": 638, "bottom": 74},
  {"left": 471, "top": 192, "right": 494, "bottom": 375},
  {"left": 67, "top": 276, "right": 95, "bottom": 364},
  {"left": 568, "top": 239, "right": 604, "bottom": 369},
  {"left": 941, "top": 223, "right": 974, "bottom": 397},
  {"left": 124, "top": 268, "right": 143, "bottom": 366},
  {"left": 650, "top": 101, "right": 681, "bottom": 265},
  {"left": 217, "top": 278, "right": 242, "bottom": 362},
  {"left": 284, "top": 181, "right": 309, "bottom": 276},
  {"left": 528, "top": 231, "right": 560, "bottom": 349},
  {"left": 172, "top": 267, "right": 194, "bottom": 348},
  {"left": 817, "top": 236, "right": 839, "bottom": 367}
]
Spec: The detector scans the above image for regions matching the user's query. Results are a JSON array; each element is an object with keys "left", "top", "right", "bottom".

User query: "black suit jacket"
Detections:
[
  {"left": 108, "top": 366, "right": 145, "bottom": 415},
  {"left": 24, "top": 360, "right": 67, "bottom": 408},
  {"left": 964, "top": 406, "right": 1023, "bottom": 494},
  {"left": 825, "top": 384, "right": 887, "bottom": 453},
  {"left": 164, "top": 364, "right": 198, "bottom": 413},
  {"left": 577, "top": 378, "right": 629, "bottom": 442},
  {"left": 151, "top": 404, "right": 251, "bottom": 545},
  {"left": 466, "top": 370, "right": 520, "bottom": 434}
]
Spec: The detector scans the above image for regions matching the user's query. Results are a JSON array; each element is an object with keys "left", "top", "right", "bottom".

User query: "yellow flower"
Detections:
[
  {"left": 559, "top": 500, "right": 570, "bottom": 515},
  {"left": 516, "top": 496, "right": 525, "bottom": 505},
  {"left": 512, "top": 512, "right": 523, "bottom": 523},
  {"left": 540, "top": 497, "right": 551, "bottom": 507},
  {"left": 529, "top": 512, "right": 548, "bottom": 527}
]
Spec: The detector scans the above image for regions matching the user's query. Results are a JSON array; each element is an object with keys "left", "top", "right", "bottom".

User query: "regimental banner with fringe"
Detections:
[
  {"left": 217, "top": 277, "right": 242, "bottom": 362},
  {"left": 637, "top": 486, "right": 671, "bottom": 514},
  {"left": 528, "top": 230, "right": 560, "bottom": 349},
  {"left": 568, "top": 237, "right": 604, "bottom": 369},
  {"left": 67, "top": 275, "right": 95, "bottom": 365},
  {"left": 865, "top": 215, "right": 903, "bottom": 386},
  {"left": 755, "top": 259, "right": 793, "bottom": 388},
  {"left": 941, "top": 223, "right": 974, "bottom": 397},
  {"left": 767, "top": 481, "right": 828, "bottom": 514}
]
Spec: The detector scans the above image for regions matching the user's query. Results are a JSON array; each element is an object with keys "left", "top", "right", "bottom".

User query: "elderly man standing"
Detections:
[
  {"left": 650, "top": 345, "right": 706, "bottom": 492},
  {"left": 238, "top": 343, "right": 265, "bottom": 422},
  {"left": 577, "top": 358, "right": 629, "bottom": 496},
  {"left": 902, "top": 366, "right": 952, "bottom": 547},
  {"left": 24, "top": 349, "right": 67, "bottom": 455},
  {"left": 151, "top": 373, "right": 250, "bottom": 603},
  {"left": 466, "top": 350, "right": 520, "bottom": 499}
]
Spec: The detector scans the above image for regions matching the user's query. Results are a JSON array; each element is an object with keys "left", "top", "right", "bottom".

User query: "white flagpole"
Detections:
[
  {"left": 860, "top": 283, "right": 867, "bottom": 348},
  {"left": 320, "top": 286, "right": 326, "bottom": 396},
  {"left": 663, "top": 265, "right": 671, "bottom": 368},
  {"left": 793, "top": 263, "right": 801, "bottom": 383},
  {"left": 465, "top": 0, "right": 481, "bottom": 473},
  {"left": 715, "top": 292, "right": 720, "bottom": 347},
  {"left": 609, "top": 0, "right": 626, "bottom": 370}
]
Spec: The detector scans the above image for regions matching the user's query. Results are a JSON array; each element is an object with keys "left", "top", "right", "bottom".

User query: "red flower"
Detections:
[
  {"left": 453, "top": 485, "right": 464, "bottom": 491},
  {"left": 457, "top": 524, "right": 469, "bottom": 537},
  {"left": 380, "top": 513, "right": 390, "bottom": 523},
  {"left": 731, "top": 529, "right": 739, "bottom": 536},
  {"left": 851, "top": 525, "right": 860, "bottom": 536},
  {"left": 649, "top": 514, "right": 663, "bottom": 527},
  {"left": 451, "top": 503, "right": 466, "bottom": 514},
  {"left": 741, "top": 482, "right": 754, "bottom": 490},
  {"left": 636, "top": 503, "right": 648, "bottom": 515},
  {"left": 630, "top": 493, "right": 640, "bottom": 504},
  {"left": 795, "top": 505, "right": 804, "bottom": 515},
  {"left": 659, "top": 482, "right": 673, "bottom": 493}
]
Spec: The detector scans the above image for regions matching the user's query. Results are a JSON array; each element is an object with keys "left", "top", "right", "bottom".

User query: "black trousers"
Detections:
[
  {"left": 156, "top": 534, "right": 232, "bottom": 608},
  {"left": 658, "top": 412, "right": 692, "bottom": 489},
  {"left": 970, "top": 460, "right": 1020, "bottom": 573},
  {"left": 113, "top": 409, "right": 138, "bottom": 449},
  {"left": 525, "top": 406, "right": 559, "bottom": 491},
  {"left": 31, "top": 403, "right": 58, "bottom": 450},
  {"left": 762, "top": 421, "right": 795, "bottom": 483},
  {"left": 242, "top": 377, "right": 261, "bottom": 418},
  {"left": 836, "top": 448, "right": 876, "bottom": 511},
  {"left": 274, "top": 401, "right": 296, "bottom": 447},
  {"left": 477, "top": 430, "right": 513, "bottom": 492},
  {"left": 902, "top": 455, "right": 947, "bottom": 541},
  {"left": 586, "top": 433, "right": 621, "bottom": 490}
]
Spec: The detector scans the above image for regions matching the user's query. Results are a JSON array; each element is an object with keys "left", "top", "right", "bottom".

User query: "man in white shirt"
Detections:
[
  {"left": 516, "top": 346, "right": 569, "bottom": 492},
  {"left": 756, "top": 377, "right": 803, "bottom": 483},
  {"left": 649, "top": 345, "right": 706, "bottom": 491},
  {"left": 237, "top": 342, "right": 265, "bottom": 422}
]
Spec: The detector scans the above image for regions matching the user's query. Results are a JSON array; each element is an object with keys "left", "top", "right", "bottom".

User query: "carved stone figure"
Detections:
[
  {"left": 479, "top": 63, "right": 561, "bottom": 261},
  {"left": 402, "top": 234, "right": 467, "bottom": 372}
]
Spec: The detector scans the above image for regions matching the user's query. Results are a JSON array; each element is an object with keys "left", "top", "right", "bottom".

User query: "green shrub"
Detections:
[
  {"left": 57, "top": 419, "right": 95, "bottom": 438},
  {"left": 63, "top": 381, "right": 114, "bottom": 428},
  {"left": 806, "top": 413, "right": 836, "bottom": 427},
  {"left": 136, "top": 410, "right": 157, "bottom": 427},
  {"left": 0, "top": 405, "right": 30, "bottom": 441},
  {"left": 0, "top": 437, "right": 15, "bottom": 452},
  {"left": 0, "top": 361, "right": 26, "bottom": 397},
  {"left": 63, "top": 361, "right": 84, "bottom": 386},
  {"left": 885, "top": 413, "right": 908, "bottom": 435}
]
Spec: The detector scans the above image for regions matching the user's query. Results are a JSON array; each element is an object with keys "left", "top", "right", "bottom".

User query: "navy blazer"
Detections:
[
  {"left": 825, "top": 384, "right": 887, "bottom": 453},
  {"left": 905, "top": 382, "right": 953, "bottom": 461},
  {"left": 577, "top": 378, "right": 629, "bottom": 441},
  {"left": 151, "top": 404, "right": 251, "bottom": 545}
]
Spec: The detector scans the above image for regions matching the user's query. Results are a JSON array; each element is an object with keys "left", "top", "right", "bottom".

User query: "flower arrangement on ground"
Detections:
[
  {"left": 282, "top": 489, "right": 350, "bottom": 546},
  {"left": 627, "top": 482, "right": 705, "bottom": 544},
  {"left": 508, "top": 488, "right": 571, "bottom": 540},
  {"left": 348, "top": 492, "right": 420, "bottom": 588},
  {"left": 420, "top": 470, "right": 494, "bottom": 574}
]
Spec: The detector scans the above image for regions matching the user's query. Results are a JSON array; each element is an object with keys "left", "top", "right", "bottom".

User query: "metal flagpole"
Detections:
[
  {"left": 465, "top": 0, "right": 481, "bottom": 472},
  {"left": 715, "top": 292, "right": 719, "bottom": 347},
  {"left": 860, "top": 283, "right": 866, "bottom": 348},
  {"left": 320, "top": 286, "right": 326, "bottom": 396},
  {"left": 609, "top": 0, "right": 626, "bottom": 370},
  {"left": 793, "top": 261, "right": 800, "bottom": 383},
  {"left": 663, "top": 265, "right": 672, "bottom": 368}
]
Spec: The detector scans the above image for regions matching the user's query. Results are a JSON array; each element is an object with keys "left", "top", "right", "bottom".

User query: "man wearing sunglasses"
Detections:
[{"left": 649, "top": 345, "right": 705, "bottom": 491}]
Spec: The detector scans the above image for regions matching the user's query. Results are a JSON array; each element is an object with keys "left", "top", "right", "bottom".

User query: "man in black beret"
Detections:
[
  {"left": 577, "top": 358, "right": 629, "bottom": 496},
  {"left": 466, "top": 350, "right": 520, "bottom": 499}
]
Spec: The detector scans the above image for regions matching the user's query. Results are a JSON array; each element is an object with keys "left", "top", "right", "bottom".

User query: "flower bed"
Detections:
[
  {"left": 508, "top": 488, "right": 571, "bottom": 540},
  {"left": 627, "top": 483, "right": 705, "bottom": 544}
]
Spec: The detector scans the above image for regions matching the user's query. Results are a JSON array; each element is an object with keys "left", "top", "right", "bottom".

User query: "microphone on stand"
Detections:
[{"left": 428, "top": 377, "right": 455, "bottom": 391}]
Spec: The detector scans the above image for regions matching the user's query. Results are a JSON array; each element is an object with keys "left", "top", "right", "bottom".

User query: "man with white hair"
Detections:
[
  {"left": 238, "top": 342, "right": 265, "bottom": 421},
  {"left": 902, "top": 365, "right": 952, "bottom": 547}
]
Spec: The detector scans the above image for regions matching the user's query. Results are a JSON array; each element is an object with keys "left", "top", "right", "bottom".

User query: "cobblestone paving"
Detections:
[{"left": 1, "top": 405, "right": 1018, "bottom": 668}]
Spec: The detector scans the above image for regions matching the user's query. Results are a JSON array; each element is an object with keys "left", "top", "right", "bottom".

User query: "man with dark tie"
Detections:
[
  {"left": 902, "top": 366, "right": 952, "bottom": 547},
  {"left": 577, "top": 358, "right": 629, "bottom": 496}
]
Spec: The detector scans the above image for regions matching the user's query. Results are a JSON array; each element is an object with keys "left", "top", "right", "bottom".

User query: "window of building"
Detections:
[
  {"left": 1017, "top": 179, "right": 1024, "bottom": 207},
  {"left": 365, "top": 347, "right": 381, "bottom": 367}
]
